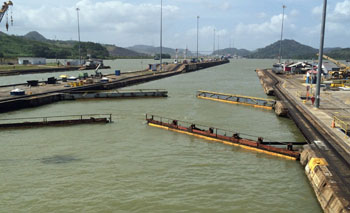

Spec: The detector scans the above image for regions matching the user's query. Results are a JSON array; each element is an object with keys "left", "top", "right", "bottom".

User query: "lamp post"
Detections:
[
  {"left": 278, "top": 5, "right": 286, "bottom": 63},
  {"left": 76, "top": 8, "right": 81, "bottom": 65},
  {"left": 315, "top": 0, "right": 327, "bottom": 108},
  {"left": 197, "top": 16, "right": 200, "bottom": 60},
  {"left": 213, "top": 28, "right": 216, "bottom": 56},
  {"left": 160, "top": 0, "right": 163, "bottom": 71}
]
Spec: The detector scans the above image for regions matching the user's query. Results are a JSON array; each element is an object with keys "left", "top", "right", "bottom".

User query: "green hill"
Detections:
[
  {"left": 247, "top": 39, "right": 318, "bottom": 59},
  {"left": 213, "top": 48, "right": 251, "bottom": 57},
  {"left": 0, "top": 31, "right": 147, "bottom": 59},
  {"left": 128, "top": 45, "right": 194, "bottom": 57},
  {"left": 105, "top": 44, "right": 149, "bottom": 58},
  {"left": 326, "top": 48, "right": 350, "bottom": 60},
  {"left": 0, "top": 32, "right": 109, "bottom": 59},
  {"left": 23, "top": 31, "right": 48, "bottom": 42}
]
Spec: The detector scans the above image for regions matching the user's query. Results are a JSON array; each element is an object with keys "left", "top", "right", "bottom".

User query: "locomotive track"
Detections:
[{"left": 264, "top": 70, "right": 350, "bottom": 201}]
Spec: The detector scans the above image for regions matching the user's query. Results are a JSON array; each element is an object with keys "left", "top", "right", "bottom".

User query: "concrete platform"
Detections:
[
  {"left": 63, "top": 89, "right": 168, "bottom": 100},
  {"left": 257, "top": 69, "right": 350, "bottom": 212},
  {"left": 0, "top": 60, "right": 229, "bottom": 113},
  {"left": 278, "top": 74, "right": 350, "bottom": 152}
]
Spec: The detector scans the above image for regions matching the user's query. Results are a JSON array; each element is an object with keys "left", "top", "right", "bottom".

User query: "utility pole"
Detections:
[
  {"left": 213, "top": 28, "right": 216, "bottom": 56},
  {"left": 76, "top": 8, "right": 81, "bottom": 65},
  {"left": 278, "top": 5, "right": 286, "bottom": 63},
  {"left": 218, "top": 34, "right": 220, "bottom": 55},
  {"left": 197, "top": 16, "right": 200, "bottom": 60},
  {"left": 315, "top": 0, "right": 327, "bottom": 108},
  {"left": 160, "top": 0, "right": 163, "bottom": 71}
]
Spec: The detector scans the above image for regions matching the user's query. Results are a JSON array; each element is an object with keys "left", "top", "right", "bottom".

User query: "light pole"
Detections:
[
  {"left": 315, "top": 0, "right": 327, "bottom": 108},
  {"left": 197, "top": 16, "right": 199, "bottom": 60},
  {"left": 76, "top": 8, "right": 81, "bottom": 65},
  {"left": 278, "top": 5, "right": 286, "bottom": 63},
  {"left": 160, "top": 0, "right": 163, "bottom": 71},
  {"left": 213, "top": 28, "right": 216, "bottom": 56},
  {"left": 218, "top": 34, "right": 220, "bottom": 55}
]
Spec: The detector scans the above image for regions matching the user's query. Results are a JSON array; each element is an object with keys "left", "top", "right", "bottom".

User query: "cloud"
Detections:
[
  {"left": 257, "top": 12, "right": 268, "bottom": 19},
  {"left": 310, "top": 0, "right": 350, "bottom": 37},
  {"left": 329, "top": 0, "right": 350, "bottom": 21},
  {"left": 235, "top": 14, "right": 287, "bottom": 35},
  {"left": 11, "top": 0, "right": 179, "bottom": 43},
  {"left": 290, "top": 9, "right": 299, "bottom": 17},
  {"left": 333, "top": 0, "right": 350, "bottom": 17},
  {"left": 312, "top": 5, "right": 323, "bottom": 15}
]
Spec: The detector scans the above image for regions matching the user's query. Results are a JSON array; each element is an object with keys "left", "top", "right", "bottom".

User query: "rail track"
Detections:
[{"left": 265, "top": 70, "right": 350, "bottom": 200}]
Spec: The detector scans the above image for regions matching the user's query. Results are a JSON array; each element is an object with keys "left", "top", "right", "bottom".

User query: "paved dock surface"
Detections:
[
  {"left": 256, "top": 69, "right": 350, "bottom": 211},
  {"left": 0, "top": 69, "right": 153, "bottom": 101},
  {"left": 0, "top": 60, "right": 227, "bottom": 113},
  {"left": 267, "top": 70, "right": 350, "bottom": 209},
  {"left": 277, "top": 73, "right": 350, "bottom": 153}
]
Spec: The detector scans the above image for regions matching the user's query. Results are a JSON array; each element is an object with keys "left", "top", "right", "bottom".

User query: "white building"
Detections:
[{"left": 18, "top": 57, "right": 46, "bottom": 65}]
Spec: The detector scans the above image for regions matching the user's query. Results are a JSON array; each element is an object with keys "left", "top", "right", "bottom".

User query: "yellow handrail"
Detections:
[{"left": 197, "top": 90, "right": 275, "bottom": 102}]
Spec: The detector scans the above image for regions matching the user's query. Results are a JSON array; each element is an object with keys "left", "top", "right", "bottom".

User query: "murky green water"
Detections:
[{"left": 0, "top": 59, "right": 322, "bottom": 212}]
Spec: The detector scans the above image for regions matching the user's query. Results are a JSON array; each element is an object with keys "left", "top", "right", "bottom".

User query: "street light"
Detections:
[
  {"left": 278, "top": 5, "right": 286, "bottom": 63},
  {"left": 76, "top": 7, "right": 81, "bottom": 65},
  {"left": 197, "top": 16, "right": 200, "bottom": 60},
  {"left": 160, "top": 0, "right": 163, "bottom": 71},
  {"left": 213, "top": 28, "right": 216, "bottom": 56},
  {"left": 315, "top": 0, "right": 327, "bottom": 108}
]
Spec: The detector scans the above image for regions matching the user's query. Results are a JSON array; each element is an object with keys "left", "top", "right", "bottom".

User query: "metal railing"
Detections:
[
  {"left": 196, "top": 90, "right": 276, "bottom": 108},
  {"left": 146, "top": 114, "right": 296, "bottom": 145},
  {"left": 334, "top": 116, "right": 350, "bottom": 134},
  {"left": 0, "top": 114, "right": 113, "bottom": 124}
]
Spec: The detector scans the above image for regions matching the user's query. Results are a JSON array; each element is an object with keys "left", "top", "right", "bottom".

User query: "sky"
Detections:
[{"left": 2, "top": 0, "right": 350, "bottom": 52}]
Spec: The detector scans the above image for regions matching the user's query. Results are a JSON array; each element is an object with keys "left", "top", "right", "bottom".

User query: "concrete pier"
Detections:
[
  {"left": 256, "top": 69, "right": 350, "bottom": 212},
  {"left": 196, "top": 90, "right": 276, "bottom": 110},
  {"left": 0, "top": 114, "right": 112, "bottom": 129},
  {"left": 0, "top": 60, "right": 229, "bottom": 113},
  {"left": 63, "top": 89, "right": 168, "bottom": 100},
  {"left": 0, "top": 65, "right": 111, "bottom": 76}
]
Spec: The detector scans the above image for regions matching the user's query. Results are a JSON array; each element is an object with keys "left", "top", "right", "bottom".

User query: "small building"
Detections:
[{"left": 18, "top": 57, "right": 46, "bottom": 65}]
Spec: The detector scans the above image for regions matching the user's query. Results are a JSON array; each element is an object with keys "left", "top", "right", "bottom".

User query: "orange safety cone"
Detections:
[{"left": 331, "top": 120, "right": 335, "bottom": 128}]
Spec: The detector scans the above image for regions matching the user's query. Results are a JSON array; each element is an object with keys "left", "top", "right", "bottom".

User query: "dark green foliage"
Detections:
[
  {"left": 247, "top": 39, "right": 318, "bottom": 59},
  {"left": 154, "top": 53, "right": 171, "bottom": 59},
  {"left": 73, "top": 42, "right": 109, "bottom": 59},
  {"left": 326, "top": 48, "right": 350, "bottom": 60},
  {"left": 105, "top": 44, "right": 148, "bottom": 58},
  {"left": 23, "top": 31, "right": 48, "bottom": 42},
  {"left": 0, "top": 32, "right": 109, "bottom": 59},
  {"left": 128, "top": 45, "right": 193, "bottom": 57},
  {"left": 213, "top": 48, "right": 251, "bottom": 57}
]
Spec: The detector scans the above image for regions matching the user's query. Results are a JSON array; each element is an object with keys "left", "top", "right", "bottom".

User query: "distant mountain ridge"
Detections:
[
  {"left": 247, "top": 39, "right": 318, "bottom": 59},
  {"left": 0, "top": 31, "right": 147, "bottom": 58},
  {"left": 23, "top": 31, "right": 48, "bottom": 42},
  {"left": 105, "top": 44, "right": 148, "bottom": 57},
  {"left": 213, "top": 48, "right": 251, "bottom": 57},
  {"left": 1, "top": 31, "right": 350, "bottom": 60},
  {"left": 128, "top": 45, "right": 194, "bottom": 57}
]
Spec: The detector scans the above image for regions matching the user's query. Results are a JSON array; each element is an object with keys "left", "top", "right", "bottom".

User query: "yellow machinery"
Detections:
[
  {"left": 0, "top": 1, "right": 13, "bottom": 31},
  {"left": 317, "top": 53, "right": 350, "bottom": 79}
]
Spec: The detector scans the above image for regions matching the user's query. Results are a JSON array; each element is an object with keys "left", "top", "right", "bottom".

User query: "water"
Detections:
[{"left": 0, "top": 59, "right": 322, "bottom": 212}]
